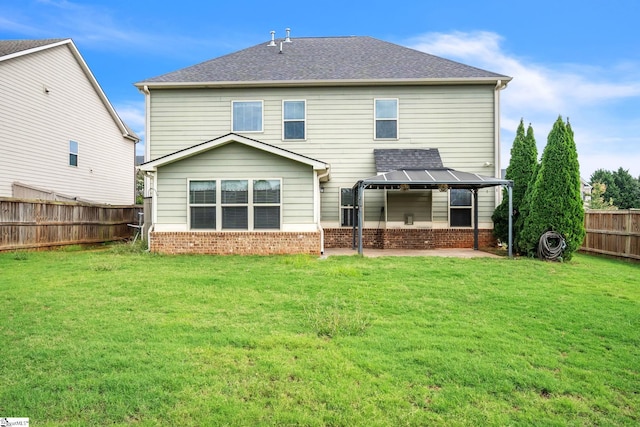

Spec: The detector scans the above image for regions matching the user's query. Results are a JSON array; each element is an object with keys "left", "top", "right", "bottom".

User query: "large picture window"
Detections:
[
  {"left": 188, "top": 179, "right": 281, "bottom": 230},
  {"left": 375, "top": 99, "right": 398, "bottom": 139},
  {"left": 232, "top": 101, "right": 263, "bottom": 132},
  {"left": 283, "top": 100, "right": 306, "bottom": 140},
  {"left": 189, "top": 181, "right": 216, "bottom": 229},
  {"left": 449, "top": 189, "right": 472, "bottom": 227}
]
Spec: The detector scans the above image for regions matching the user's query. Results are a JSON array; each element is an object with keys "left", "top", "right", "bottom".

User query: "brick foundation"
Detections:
[
  {"left": 323, "top": 228, "right": 496, "bottom": 250},
  {"left": 150, "top": 231, "right": 321, "bottom": 255}
]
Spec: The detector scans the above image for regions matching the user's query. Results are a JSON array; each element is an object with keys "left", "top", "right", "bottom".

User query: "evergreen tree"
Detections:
[
  {"left": 612, "top": 167, "right": 640, "bottom": 209},
  {"left": 519, "top": 116, "right": 585, "bottom": 260},
  {"left": 590, "top": 168, "right": 640, "bottom": 209},
  {"left": 491, "top": 120, "right": 538, "bottom": 250}
]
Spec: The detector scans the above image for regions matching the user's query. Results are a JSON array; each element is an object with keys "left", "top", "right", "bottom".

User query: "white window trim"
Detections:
[
  {"left": 374, "top": 98, "right": 399, "bottom": 140},
  {"left": 231, "top": 100, "right": 264, "bottom": 133},
  {"left": 448, "top": 189, "right": 474, "bottom": 228},
  {"left": 282, "top": 99, "right": 307, "bottom": 141},
  {"left": 187, "top": 178, "right": 282, "bottom": 231}
]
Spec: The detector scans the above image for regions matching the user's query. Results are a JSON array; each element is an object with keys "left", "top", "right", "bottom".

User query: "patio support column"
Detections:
[
  {"left": 352, "top": 185, "right": 358, "bottom": 250},
  {"left": 357, "top": 182, "right": 365, "bottom": 255},
  {"left": 473, "top": 188, "right": 479, "bottom": 250}
]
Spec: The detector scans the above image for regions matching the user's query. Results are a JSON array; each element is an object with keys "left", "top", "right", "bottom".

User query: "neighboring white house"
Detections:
[
  {"left": 0, "top": 38, "right": 139, "bottom": 205},
  {"left": 137, "top": 34, "right": 512, "bottom": 255}
]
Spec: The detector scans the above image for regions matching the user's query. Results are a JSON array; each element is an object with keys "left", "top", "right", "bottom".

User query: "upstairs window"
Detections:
[
  {"left": 69, "top": 141, "right": 78, "bottom": 167},
  {"left": 375, "top": 99, "right": 398, "bottom": 139},
  {"left": 232, "top": 101, "right": 263, "bottom": 132},
  {"left": 449, "top": 189, "right": 472, "bottom": 227},
  {"left": 283, "top": 100, "right": 306, "bottom": 140}
]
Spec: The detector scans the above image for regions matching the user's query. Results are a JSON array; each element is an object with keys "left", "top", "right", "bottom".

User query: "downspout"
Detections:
[
  {"left": 141, "top": 85, "right": 154, "bottom": 250},
  {"left": 494, "top": 79, "right": 508, "bottom": 205},
  {"left": 315, "top": 166, "right": 331, "bottom": 255},
  {"left": 142, "top": 85, "right": 151, "bottom": 168},
  {"left": 144, "top": 171, "right": 157, "bottom": 251}
]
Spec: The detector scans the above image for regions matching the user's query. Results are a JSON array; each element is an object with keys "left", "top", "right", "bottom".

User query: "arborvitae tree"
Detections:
[
  {"left": 519, "top": 116, "right": 585, "bottom": 260},
  {"left": 514, "top": 158, "right": 539, "bottom": 253},
  {"left": 491, "top": 120, "right": 538, "bottom": 249}
]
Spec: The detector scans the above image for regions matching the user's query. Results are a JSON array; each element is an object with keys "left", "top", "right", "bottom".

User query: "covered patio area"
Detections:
[{"left": 352, "top": 167, "right": 513, "bottom": 257}]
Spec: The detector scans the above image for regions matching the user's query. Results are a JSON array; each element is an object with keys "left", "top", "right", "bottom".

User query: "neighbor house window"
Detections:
[
  {"left": 232, "top": 101, "right": 263, "bottom": 132},
  {"left": 69, "top": 140, "right": 78, "bottom": 167},
  {"left": 189, "top": 181, "right": 216, "bottom": 229},
  {"left": 449, "top": 189, "right": 472, "bottom": 227},
  {"left": 375, "top": 99, "right": 398, "bottom": 139},
  {"left": 283, "top": 100, "right": 306, "bottom": 140},
  {"left": 222, "top": 180, "right": 249, "bottom": 229},
  {"left": 340, "top": 187, "right": 355, "bottom": 227},
  {"left": 253, "top": 179, "right": 281, "bottom": 229}
]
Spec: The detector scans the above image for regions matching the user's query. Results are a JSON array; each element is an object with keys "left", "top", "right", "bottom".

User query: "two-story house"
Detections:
[
  {"left": 0, "top": 38, "right": 139, "bottom": 205},
  {"left": 137, "top": 34, "right": 512, "bottom": 255}
]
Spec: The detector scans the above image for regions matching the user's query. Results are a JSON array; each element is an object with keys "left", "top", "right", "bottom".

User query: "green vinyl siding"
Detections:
[
  {"left": 149, "top": 84, "right": 498, "bottom": 225},
  {"left": 155, "top": 142, "right": 314, "bottom": 226}
]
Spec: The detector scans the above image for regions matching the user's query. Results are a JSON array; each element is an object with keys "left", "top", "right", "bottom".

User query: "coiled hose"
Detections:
[{"left": 537, "top": 231, "right": 566, "bottom": 261}]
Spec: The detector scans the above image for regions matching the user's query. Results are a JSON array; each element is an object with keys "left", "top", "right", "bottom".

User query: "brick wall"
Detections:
[
  {"left": 150, "top": 231, "right": 321, "bottom": 255},
  {"left": 324, "top": 228, "right": 496, "bottom": 250}
]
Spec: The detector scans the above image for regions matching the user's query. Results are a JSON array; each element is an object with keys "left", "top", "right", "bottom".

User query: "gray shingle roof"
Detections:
[
  {"left": 138, "top": 36, "right": 510, "bottom": 85},
  {"left": 374, "top": 149, "right": 444, "bottom": 172},
  {"left": 0, "top": 39, "right": 67, "bottom": 57}
]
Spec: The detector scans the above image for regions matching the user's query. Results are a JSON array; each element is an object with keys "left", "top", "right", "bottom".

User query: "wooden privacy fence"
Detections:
[
  {"left": 581, "top": 209, "right": 640, "bottom": 260},
  {"left": 0, "top": 197, "right": 142, "bottom": 251}
]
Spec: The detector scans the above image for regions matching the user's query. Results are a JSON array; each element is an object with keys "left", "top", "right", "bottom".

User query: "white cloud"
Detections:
[{"left": 408, "top": 31, "right": 640, "bottom": 179}]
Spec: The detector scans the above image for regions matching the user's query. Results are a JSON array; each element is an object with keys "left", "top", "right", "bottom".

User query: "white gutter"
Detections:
[
  {"left": 135, "top": 76, "right": 512, "bottom": 90},
  {"left": 141, "top": 85, "right": 151, "bottom": 170}
]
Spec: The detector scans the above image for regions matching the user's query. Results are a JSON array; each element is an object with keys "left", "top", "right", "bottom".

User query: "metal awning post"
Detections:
[
  {"left": 473, "top": 188, "right": 479, "bottom": 250},
  {"left": 351, "top": 184, "right": 358, "bottom": 250},
  {"left": 357, "top": 182, "right": 365, "bottom": 255}
]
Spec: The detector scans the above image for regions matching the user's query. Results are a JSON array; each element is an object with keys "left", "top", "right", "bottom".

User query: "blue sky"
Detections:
[{"left": 2, "top": 0, "right": 639, "bottom": 180}]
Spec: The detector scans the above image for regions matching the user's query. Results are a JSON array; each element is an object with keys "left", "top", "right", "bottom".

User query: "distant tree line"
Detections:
[{"left": 589, "top": 168, "right": 640, "bottom": 209}]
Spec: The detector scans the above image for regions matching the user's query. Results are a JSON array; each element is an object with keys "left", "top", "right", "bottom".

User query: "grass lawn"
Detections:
[{"left": 0, "top": 245, "right": 638, "bottom": 426}]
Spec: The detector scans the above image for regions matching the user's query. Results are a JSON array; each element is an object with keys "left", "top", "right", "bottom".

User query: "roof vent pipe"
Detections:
[
  {"left": 279, "top": 41, "right": 283, "bottom": 54},
  {"left": 268, "top": 30, "right": 276, "bottom": 46},
  {"left": 285, "top": 28, "right": 292, "bottom": 43}
]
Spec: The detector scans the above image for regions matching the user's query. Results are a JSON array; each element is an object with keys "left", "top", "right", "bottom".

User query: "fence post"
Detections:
[{"left": 626, "top": 210, "right": 632, "bottom": 256}]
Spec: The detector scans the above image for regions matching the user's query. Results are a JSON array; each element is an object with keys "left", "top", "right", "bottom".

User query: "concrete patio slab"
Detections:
[{"left": 321, "top": 248, "right": 502, "bottom": 258}]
